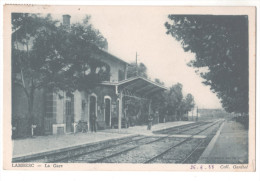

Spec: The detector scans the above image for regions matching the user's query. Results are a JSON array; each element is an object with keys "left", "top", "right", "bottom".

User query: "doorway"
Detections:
[
  {"left": 89, "top": 95, "right": 97, "bottom": 129},
  {"left": 65, "top": 93, "right": 74, "bottom": 133},
  {"left": 104, "top": 97, "right": 111, "bottom": 127}
]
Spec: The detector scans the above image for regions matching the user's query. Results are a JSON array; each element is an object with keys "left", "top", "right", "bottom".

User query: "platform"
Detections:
[
  {"left": 12, "top": 121, "right": 193, "bottom": 158},
  {"left": 197, "top": 120, "right": 248, "bottom": 164}
]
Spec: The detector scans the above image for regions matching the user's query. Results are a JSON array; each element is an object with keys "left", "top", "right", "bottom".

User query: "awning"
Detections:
[
  {"left": 100, "top": 77, "right": 167, "bottom": 130},
  {"left": 101, "top": 76, "right": 167, "bottom": 98}
]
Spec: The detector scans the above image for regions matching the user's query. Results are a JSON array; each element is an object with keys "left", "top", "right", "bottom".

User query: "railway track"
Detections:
[
  {"left": 180, "top": 122, "right": 223, "bottom": 163},
  {"left": 144, "top": 120, "right": 223, "bottom": 164},
  {"left": 13, "top": 120, "right": 223, "bottom": 163},
  {"left": 67, "top": 120, "right": 223, "bottom": 163},
  {"left": 59, "top": 135, "right": 149, "bottom": 162},
  {"left": 67, "top": 136, "right": 169, "bottom": 163},
  {"left": 153, "top": 122, "right": 210, "bottom": 135},
  {"left": 66, "top": 121, "right": 205, "bottom": 163}
]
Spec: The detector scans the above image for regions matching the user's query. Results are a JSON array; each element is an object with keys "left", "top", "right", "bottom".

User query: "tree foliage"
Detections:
[
  {"left": 165, "top": 15, "right": 248, "bottom": 114},
  {"left": 154, "top": 78, "right": 165, "bottom": 85},
  {"left": 127, "top": 62, "right": 148, "bottom": 78},
  {"left": 12, "top": 13, "right": 110, "bottom": 134},
  {"left": 151, "top": 82, "right": 195, "bottom": 121},
  {"left": 167, "top": 83, "right": 183, "bottom": 115},
  {"left": 182, "top": 93, "right": 195, "bottom": 113}
]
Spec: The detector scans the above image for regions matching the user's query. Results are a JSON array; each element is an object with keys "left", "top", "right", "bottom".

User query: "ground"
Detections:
[{"left": 12, "top": 119, "right": 248, "bottom": 164}]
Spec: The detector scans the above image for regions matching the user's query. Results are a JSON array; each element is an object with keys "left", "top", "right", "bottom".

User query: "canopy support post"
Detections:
[
  {"left": 118, "top": 91, "right": 122, "bottom": 131},
  {"left": 148, "top": 100, "right": 152, "bottom": 115}
]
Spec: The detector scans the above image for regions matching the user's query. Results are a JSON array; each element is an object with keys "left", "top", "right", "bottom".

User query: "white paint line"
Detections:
[
  {"left": 192, "top": 135, "right": 207, "bottom": 139},
  {"left": 169, "top": 134, "right": 192, "bottom": 138},
  {"left": 169, "top": 135, "right": 206, "bottom": 139},
  {"left": 197, "top": 121, "right": 226, "bottom": 164}
]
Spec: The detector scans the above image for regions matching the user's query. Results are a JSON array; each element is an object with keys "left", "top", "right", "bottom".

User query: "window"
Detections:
[
  {"left": 45, "top": 92, "right": 57, "bottom": 121},
  {"left": 118, "top": 69, "right": 125, "bottom": 81},
  {"left": 65, "top": 93, "right": 74, "bottom": 117}
]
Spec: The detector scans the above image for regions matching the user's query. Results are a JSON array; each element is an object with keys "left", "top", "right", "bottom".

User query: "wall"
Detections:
[
  {"left": 73, "top": 90, "right": 82, "bottom": 123},
  {"left": 87, "top": 85, "right": 116, "bottom": 130},
  {"left": 56, "top": 91, "right": 65, "bottom": 124},
  {"left": 50, "top": 85, "right": 118, "bottom": 134},
  {"left": 92, "top": 52, "right": 127, "bottom": 82}
]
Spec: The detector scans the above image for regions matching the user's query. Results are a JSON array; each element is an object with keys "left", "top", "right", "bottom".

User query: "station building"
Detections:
[{"left": 12, "top": 15, "right": 167, "bottom": 136}]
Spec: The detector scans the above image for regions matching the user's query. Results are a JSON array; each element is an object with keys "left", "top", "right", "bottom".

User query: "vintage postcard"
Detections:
[{"left": 3, "top": 5, "right": 256, "bottom": 171}]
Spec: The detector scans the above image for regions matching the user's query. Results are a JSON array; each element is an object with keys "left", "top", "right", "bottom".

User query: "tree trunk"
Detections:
[{"left": 27, "top": 91, "right": 34, "bottom": 136}]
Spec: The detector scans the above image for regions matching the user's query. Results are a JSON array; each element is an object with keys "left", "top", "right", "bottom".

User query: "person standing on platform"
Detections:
[
  {"left": 147, "top": 114, "right": 153, "bottom": 130},
  {"left": 90, "top": 112, "right": 97, "bottom": 132}
]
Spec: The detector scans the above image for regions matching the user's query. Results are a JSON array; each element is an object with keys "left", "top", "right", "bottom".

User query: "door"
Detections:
[
  {"left": 44, "top": 92, "right": 55, "bottom": 134},
  {"left": 89, "top": 96, "right": 96, "bottom": 128},
  {"left": 104, "top": 98, "right": 111, "bottom": 127},
  {"left": 65, "top": 94, "right": 74, "bottom": 133},
  {"left": 115, "top": 99, "right": 120, "bottom": 128}
]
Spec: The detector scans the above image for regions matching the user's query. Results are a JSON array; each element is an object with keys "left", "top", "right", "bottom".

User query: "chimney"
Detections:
[{"left": 62, "top": 14, "right": 71, "bottom": 27}]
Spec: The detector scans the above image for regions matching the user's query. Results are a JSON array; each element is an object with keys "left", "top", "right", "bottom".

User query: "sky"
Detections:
[{"left": 52, "top": 8, "right": 222, "bottom": 109}]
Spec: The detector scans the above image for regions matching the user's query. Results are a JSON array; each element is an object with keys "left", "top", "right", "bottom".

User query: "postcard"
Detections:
[{"left": 3, "top": 5, "right": 256, "bottom": 171}]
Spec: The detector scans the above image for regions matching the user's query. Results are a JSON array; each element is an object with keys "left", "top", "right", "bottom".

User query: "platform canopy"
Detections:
[
  {"left": 118, "top": 76, "right": 167, "bottom": 97},
  {"left": 102, "top": 76, "right": 168, "bottom": 98}
]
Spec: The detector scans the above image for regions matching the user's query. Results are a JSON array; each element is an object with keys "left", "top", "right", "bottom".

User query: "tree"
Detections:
[
  {"left": 165, "top": 15, "right": 248, "bottom": 115},
  {"left": 181, "top": 94, "right": 195, "bottom": 119},
  {"left": 150, "top": 90, "right": 168, "bottom": 122},
  {"left": 183, "top": 93, "right": 195, "bottom": 113},
  {"left": 166, "top": 83, "right": 183, "bottom": 120},
  {"left": 12, "top": 13, "right": 110, "bottom": 135},
  {"left": 127, "top": 62, "right": 148, "bottom": 78},
  {"left": 154, "top": 78, "right": 165, "bottom": 86},
  {"left": 151, "top": 83, "right": 195, "bottom": 122},
  {"left": 74, "top": 15, "right": 108, "bottom": 51}
]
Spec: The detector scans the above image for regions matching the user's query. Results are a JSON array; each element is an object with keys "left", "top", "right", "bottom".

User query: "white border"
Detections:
[{"left": 0, "top": 1, "right": 259, "bottom": 181}]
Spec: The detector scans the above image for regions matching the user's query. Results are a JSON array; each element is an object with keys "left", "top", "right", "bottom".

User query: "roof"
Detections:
[
  {"left": 88, "top": 42, "right": 130, "bottom": 66},
  {"left": 98, "top": 49, "right": 130, "bottom": 66},
  {"left": 101, "top": 76, "right": 167, "bottom": 97}
]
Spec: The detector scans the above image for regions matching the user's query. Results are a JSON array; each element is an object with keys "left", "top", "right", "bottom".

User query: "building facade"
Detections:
[{"left": 44, "top": 49, "right": 129, "bottom": 135}]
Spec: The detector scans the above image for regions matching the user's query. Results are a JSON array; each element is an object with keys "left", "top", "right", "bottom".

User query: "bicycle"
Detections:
[{"left": 74, "top": 120, "right": 88, "bottom": 134}]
